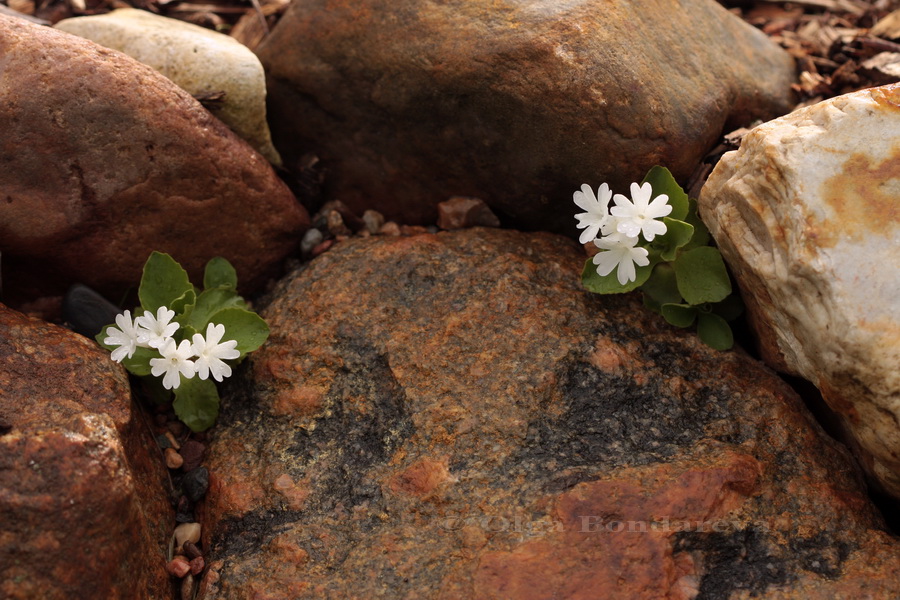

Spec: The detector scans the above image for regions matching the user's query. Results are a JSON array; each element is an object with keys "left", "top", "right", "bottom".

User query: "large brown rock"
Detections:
[
  {"left": 0, "top": 304, "right": 172, "bottom": 600},
  {"left": 202, "top": 229, "right": 900, "bottom": 599},
  {"left": 699, "top": 84, "right": 900, "bottom": 498},
  {"left": 257, "top": 0, "right": 795, "bottom": 233},
  {"left": 0, "top": 15, "right": 308, "bottom": 311}
]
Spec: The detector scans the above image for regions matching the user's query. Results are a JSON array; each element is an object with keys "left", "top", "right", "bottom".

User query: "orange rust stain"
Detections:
[
  {"left": 821, "top": 150, "right": 900, "bottom": 246},
  {"left": 273, "top": 474, "right": 311, "bottom": 510},
  {"left": 271, "top": 385, "right": 324, "bottom": 418},
  {"left": 868, "top": 83, "right": 900, "bottom": 109},
  {"left": 389, "top": 457, "right": 452, "bottom": 498}
]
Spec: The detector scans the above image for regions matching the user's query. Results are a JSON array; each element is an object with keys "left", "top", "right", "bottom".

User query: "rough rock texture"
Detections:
[
  {"left": 0, "top": 304, "right": 172, "bottom": 600},
  {"left": 55, "top": 8, "right": 282, "bottom": 165},
  {"left": 256, "top": 0, "right": 795, "bottom": 233},
  {"left": 699, "top": 83, "right": 900, "bottom": 499},
  {"left": 0, "top": 15, "right": 308, "bottom": 311},
  {"left": 202, "top": 229, "right": 900, "bottom": 599}
]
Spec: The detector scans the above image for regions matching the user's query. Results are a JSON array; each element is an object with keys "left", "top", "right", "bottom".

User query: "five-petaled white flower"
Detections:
[
  {"left": 104, "top": 310, "right": 142, "bottom": 363},
  {"left": 573, "top": 183, "right": 612, "bottom": 244},
  {"left": 150, "top": 339, "right": 196, "bottom": 390},
  {"left": 610, "top": 182, "right": 672, "bottom": 241},
  {"left": 592, "top": 232, "right": 650, "bottom": 285},
  {"left": 191, "top": 323, "right": 240, "bottom": 382},
  {"left": 136, "top": 306, "right": 179, "bottom": 349}
]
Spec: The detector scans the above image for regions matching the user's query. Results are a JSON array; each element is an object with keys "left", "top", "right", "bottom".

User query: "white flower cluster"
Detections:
[
  {"left": 103, "top": 307, "right": 240, "bottom": 390},
  {"left": 574, "top": 181, "right": 672, "bottom": 285}
]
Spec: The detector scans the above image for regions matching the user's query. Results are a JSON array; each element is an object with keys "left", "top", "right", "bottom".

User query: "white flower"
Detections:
[
  {"left": 103, "top": 310, "right": 141, "bottom": 363},
  {"left": 136, "top": 306, "right": 179, "bottom": 349},
  {"left": 592, "top": 232, "right": 650, "bottom": 285},
  {"left": 150, "top": 339, "right": 196, "bottom": 390},
  {"left": 573, "top": 183, "right": 612, "bottom": 244},
  {"left": 191, "top": 323, "right": 240, "bottom": 382},
  {"left": 610, "top": 182, "right": 672, "bottom": 241}
]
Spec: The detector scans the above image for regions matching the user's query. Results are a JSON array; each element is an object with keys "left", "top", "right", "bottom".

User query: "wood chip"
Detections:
[
  {"left": 871, "top": 9, "right": 900, "bottom": 39},
  {"left": 860, "top": 51, "right": 900, "bottom": 83}
]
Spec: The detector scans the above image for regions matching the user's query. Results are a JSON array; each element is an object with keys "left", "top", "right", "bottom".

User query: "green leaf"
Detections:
[
  {"left": 642, "top": 166, "right": 689, "bottom": 221},
  {"left": 683, "top": 198, "right": 711, "bottom": 250},
  {"left": 188, "top": 288, "right": 248, "bottom": 332},
  {"left": 581, "top": 256, "right": 656, "bottom": 294},
  {"left": 170, "top": 288, "right": 196, "bottom": 320},
  {"left": 203, "top": 257, "right": 238, "bottom": 291},
  {"left": 173, "top": 377, "right": 220, "bottom": 432},
  {"left": 208, "top": 307, "right": 269, "bottom": 356},
  {"left": 661, "top": 303, "right": 698, "bottom": 328},
  {"left": 697, "top": 312, "right": 734, "bottom": 350},
  {"left": 712, "top": 293, "right": 745, "bottom": 322},
  {"left": 640, "top": 262, "right": 682, "bottom": 305},
  {"left": 650, "top": 218, "right": 694, "bottom": 262},
  {"left": 138, "top": 252, "right": 192, "bottom": 313},
  {"left": 673, "top": 246, "right": 732, "bottom": 305}
]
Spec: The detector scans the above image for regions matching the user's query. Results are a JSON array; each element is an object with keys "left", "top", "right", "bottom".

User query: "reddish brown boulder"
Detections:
[
  {"left": 202, "top": 229, "right": 900, "bottom": 599},
  {"left": 0, "top": 15, "right": 308, "bottom": 311},
  {"left": 0, "top": 304, "right": 172, "bottom": 600},
  {"left": 256, "top": 0, "right": 795, "bottom": 233}
]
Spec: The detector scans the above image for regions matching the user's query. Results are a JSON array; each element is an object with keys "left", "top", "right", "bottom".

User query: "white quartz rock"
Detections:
[
  {"left": 55, "top": 8, "right": 282, "bottom": 165},
  {"left": 699, "top": 84, "right": 900, "bottom": 496}
]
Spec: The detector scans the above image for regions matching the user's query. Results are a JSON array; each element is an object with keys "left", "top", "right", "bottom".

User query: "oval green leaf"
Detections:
[
  {"left": 581, "top": 256, "right": 655, "bottom": 295},
  {"left": 642, "top": 166, "right": 689, "bottom": 221},
  {"left": 208, "top": 307, "right": 270, "bottom": 356},
  {"left": 650, "top": 218, "right": 694, "bottom": 262},
  {"left": 138, "top": 252, "right": 192, "bottom": 313},
  {"left": 673, "top": 246, "right": 732, "bottom": 305},
  {"left": 640, "top": 262, "right": 682, "bottom": 305},
  {"left": 697, "top": 312, "right": 734, "bottom": 350},
  {"left": 188, "top": 288, "right": 248, "bottom": 332},
  {"left": 661, "top": 303, "right": 697, "bottom": 328},
  {"left": 203, "top": 257, "right": 238, "bottom": 291},
  {"left": 173, "top": 377, "right": 220, "bottom": 432}
]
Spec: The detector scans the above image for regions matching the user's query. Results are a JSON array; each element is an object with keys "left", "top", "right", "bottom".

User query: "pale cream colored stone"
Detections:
[
  {"left": 699, "top": 83, "right": 900, "bottom": 496},
  {"left": 174, "top": 522, "right": 202, "bottom": 552},
  {"left": 55, "top": 8, "right": 281, "bottom": 165}
]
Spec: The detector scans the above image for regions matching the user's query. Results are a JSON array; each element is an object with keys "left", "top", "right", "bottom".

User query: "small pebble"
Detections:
[
  {"left": 183, "top": 540, "right": 202, "bottom": 560},
  {"left": 300, "top": 227, "right": 324, "bottom": 257},
  {"left": 189, "top": 556, "right": 205, "bottom": 576},
  {"left": 311, "top": 239, "right": 334, "bottom": 256},
  {"left": 362, "top": 209, "right": 384, "bottom": 234},
  {"left": 164, "top": 431, "right": 181, "bottom": 450},
  {"left": 436, "top": 196, "right": 500, "bottom": 230},
  {"left": 326, "top": 210, "right": 352, "bottom": 236},
  {"left": 167, "top": 421, "right": 185, "bottom": 437},
  {"left": 165, "top": 448, "right": 184, "bottom": 469},
  {"left": 166, "top": 557, "right": 191, "bottom": 578},
  {"left": 183, "top": 467, "right": 209, "bottom": 502},
  {"left": 156, "top": 434, "right": 172, "bottom": 450},
  {"left": 61, "top": 283, "right": 120, "bottom": 338},
  {"left": 314, "top": 199, "right": 364, "bottom": 231},
  {"left": 179, "top": 440, "right": 206, "bottom": 472},
  {"left": 181, "top": 574, "right": 195, "bottom": 600},
  {"left": 400, "top": 225, "right": 428, "bottom": 236},
  {"left": 174, "top": 522, "right": 201, "bottom": 551},
  {"left": 379, "top": 221, "right": 401, "bottom": 236}
]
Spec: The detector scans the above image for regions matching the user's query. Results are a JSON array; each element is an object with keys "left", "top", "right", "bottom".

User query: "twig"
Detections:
[{"left": 249, "top": 0, "right": 269, "bottom": 35}]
